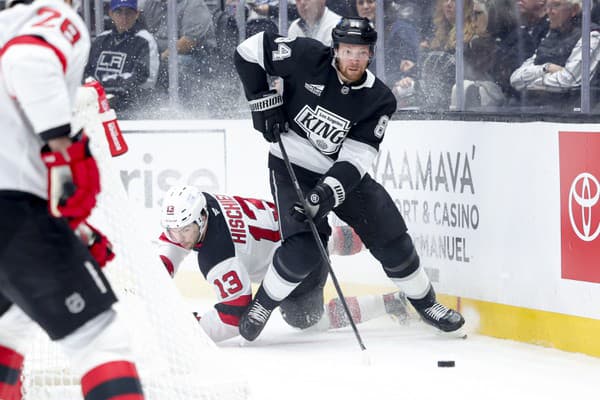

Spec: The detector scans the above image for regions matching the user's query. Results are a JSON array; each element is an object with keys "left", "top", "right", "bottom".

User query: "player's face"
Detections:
[
  {"left": 110, "top": 7, "right": 139, "bottom": 33},
  {"left": 335, "top": 43, "right": 372, "bottom": 83},
  {"left": 167, "top": 222, "right": 201, "bottom": 249}
]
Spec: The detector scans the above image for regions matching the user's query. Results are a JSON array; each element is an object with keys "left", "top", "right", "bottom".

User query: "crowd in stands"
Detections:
[{"left": 5, "top": 0, "right": 600, "bottom": 116}]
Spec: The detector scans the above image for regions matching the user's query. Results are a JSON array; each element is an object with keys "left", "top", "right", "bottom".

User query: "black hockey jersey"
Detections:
[
  {"left": 85, "top": 20, "right": 158, "bottom": 111},
  {"left": 235, "top": 31, "right": 396, "bottom": 184}
]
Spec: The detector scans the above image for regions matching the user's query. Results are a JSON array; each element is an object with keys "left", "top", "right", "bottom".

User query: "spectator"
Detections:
[
  {"left": 397, "top": 0, "right": 502, "bottom": 110},
  {"left": 327, "top": 0, "right": 354, "bottom": 16},
  {"left": 510, "top": 0, "right": 600, "bottom": 110},
  {"left": 354, "top": 0, "right": 420, "bottom": 105},
  {"left": 213, "top": 0, "right": 278, "bottom": 58},
  {"left": 249, "top": 0, "right": 300, "bottom": 26},
  {"left": 288, "top": 0, "right": 341, "bottom": 45},
  {"left": 488, "top": 0, "right": 549, "bottom": 100},
  {"left": 211, "top": 0, "right": 279, "bottom": 115},
  {"left": 450, "top": 0, "right": 505, "bottom": 108},
  {"left": 85, "top": 0, "right": 159, "bottom": 115},
  {"left": 141, "top": 0, "right": 217, "bottom": 107}
]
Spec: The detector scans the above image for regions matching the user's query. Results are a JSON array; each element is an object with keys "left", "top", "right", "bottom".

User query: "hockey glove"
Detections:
[
  {"left": 41, "top": 132, "right": 101, "bottom": 228},
  {"left": 75, "top": 222, "right": 115, "bottom": 268},
  {"left": 290, "top": 182, "right": 335, "bottom": 223},
  {"left": 249, "top": 90, "right": 288, "bottom": 143}
]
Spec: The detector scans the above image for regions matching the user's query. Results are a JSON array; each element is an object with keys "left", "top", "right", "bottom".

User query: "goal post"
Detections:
[{"left": 20, "top": 85, "right": 249, "bottom": 400}]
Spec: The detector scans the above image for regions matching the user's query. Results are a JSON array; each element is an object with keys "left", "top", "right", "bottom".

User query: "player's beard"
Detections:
[{"left": 338, "top": 62, "right": 366, "bottom": 84}]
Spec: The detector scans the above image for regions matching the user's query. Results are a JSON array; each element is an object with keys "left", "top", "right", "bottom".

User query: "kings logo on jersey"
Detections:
[{"left": 294, "top": 105, "right": 351, "bottom": 155}]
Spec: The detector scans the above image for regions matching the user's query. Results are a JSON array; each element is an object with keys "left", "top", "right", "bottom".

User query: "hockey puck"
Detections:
[{"left": 437, "top": 360, "right": 455, "bottom": 367}]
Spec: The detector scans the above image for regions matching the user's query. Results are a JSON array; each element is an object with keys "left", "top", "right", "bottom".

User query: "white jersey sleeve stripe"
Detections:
[
  {"left": 336, "top": 138, "right": 378, "bottom": 178},
  {"left": 1, "top": 35, "right": 67, "bottom": 72}
]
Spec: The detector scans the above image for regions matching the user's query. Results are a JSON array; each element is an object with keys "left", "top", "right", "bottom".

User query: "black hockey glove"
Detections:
[
  {"left": 290, "top": 181, "right": 339, "bottom": 223},
  {"left": 249, "top": 90, "right": 288, "bottom": 143}
]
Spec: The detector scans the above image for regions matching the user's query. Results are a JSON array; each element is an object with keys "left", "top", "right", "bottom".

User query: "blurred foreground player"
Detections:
[
  {"left": 158, "top": 185, "right": 409, "bottom": 342},
  {"left": 0, "top": 1, "right": 144, "bottom": 399}
]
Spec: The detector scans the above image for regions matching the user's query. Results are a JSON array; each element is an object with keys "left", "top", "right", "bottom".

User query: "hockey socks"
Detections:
[
  {"left": 326, "top": 292, "right": 409, "bottom": 329},
  {"left": 81, "top": 360, "right": 144, "bottom": 400},
  {"left": 0, "top": 345, "right": 23, "bottom": 400},
  {"left": 326, "top": 296, "right": 362, "bottom": 329}
]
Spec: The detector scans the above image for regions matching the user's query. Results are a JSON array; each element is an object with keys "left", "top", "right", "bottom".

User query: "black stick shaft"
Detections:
[{"left": 276, "top": 136, "right": 366, "bottom": 351}]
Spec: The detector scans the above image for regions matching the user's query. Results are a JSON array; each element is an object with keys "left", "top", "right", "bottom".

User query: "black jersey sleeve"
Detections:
[
  {"left": 195, "top": 195, "right": 236, "bottom": 277},
  {"left": 348, "top": 87, "right": 397, "bottom": 151},
  {"left": 234, "top": 31, "right": 328, "bottom": 99}
]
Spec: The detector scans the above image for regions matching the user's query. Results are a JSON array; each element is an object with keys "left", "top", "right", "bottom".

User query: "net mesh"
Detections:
[{"left": 20, "top": 88, "right": 248, "bottom": 400}]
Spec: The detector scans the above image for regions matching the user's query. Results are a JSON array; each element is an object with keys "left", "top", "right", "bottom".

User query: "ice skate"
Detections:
[
  {"left": 416, "top": 302, "right": 465, "bottom": 335},
  {"left": 239, "top": 298, "right": 274, "bottom": 341}
]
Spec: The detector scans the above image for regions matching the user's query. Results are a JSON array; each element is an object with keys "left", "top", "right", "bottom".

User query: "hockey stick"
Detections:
[{"left": 276, "top": 136, "right": 367, "bottom": 351}]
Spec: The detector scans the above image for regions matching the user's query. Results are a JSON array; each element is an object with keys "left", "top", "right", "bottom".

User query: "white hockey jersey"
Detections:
[
  {"left": 158, "top": 193, "right": 281, "bottom": 343},
  {"left": 0, "top": 0, "right": 90, "bottom": 198}
]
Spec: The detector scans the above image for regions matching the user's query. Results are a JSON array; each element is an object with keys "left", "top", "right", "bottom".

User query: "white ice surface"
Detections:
[{"left": 187, "top": 299, "right": 600, "bottom": 400}]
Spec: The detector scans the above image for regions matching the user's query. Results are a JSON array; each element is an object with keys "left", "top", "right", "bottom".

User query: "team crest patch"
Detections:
[
  {"left": 294, "top": 105, "right": 351, "bottom": 155},
  {"left": 166, "top": 205, "right": 175, "bottom": 215}
]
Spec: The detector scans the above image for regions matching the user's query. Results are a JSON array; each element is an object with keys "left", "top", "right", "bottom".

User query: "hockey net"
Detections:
[{"left": 20, "top": 86, "right": 248, "bottom": 400}]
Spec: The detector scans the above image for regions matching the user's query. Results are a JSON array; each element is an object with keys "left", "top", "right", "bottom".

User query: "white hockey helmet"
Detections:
[{"left": 161, "top": 185, "right": 208, "bottom": 234}]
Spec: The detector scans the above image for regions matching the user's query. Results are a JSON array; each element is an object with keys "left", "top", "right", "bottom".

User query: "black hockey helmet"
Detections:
[{"left": 331, "top": 17, "right": 378, "bottom": 50}]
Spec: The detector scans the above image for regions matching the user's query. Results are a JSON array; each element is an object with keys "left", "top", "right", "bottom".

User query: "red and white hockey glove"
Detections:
[
  {"left": 75, "top": 222, "right": 115, "bottom": 268},
  {"left": 41, "top": 133, "right": 100, "bottom": 228},
  {"left": 83, "top": 79, "right": 128, "bottom": 157}
]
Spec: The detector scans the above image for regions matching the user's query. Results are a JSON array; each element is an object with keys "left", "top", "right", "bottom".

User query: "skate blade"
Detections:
[{"left": 437, "top": 325, "right": 468, "bottom": 339}]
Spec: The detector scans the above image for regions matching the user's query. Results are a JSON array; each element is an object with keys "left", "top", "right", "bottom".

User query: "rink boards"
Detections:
[{"left": 112, "top": 119, "right": 600, "bottom": 358}]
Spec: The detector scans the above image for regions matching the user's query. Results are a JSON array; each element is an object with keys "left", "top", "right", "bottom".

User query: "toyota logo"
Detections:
[{"left": 569, "top": 172, "right": 600, "bottom": 241}]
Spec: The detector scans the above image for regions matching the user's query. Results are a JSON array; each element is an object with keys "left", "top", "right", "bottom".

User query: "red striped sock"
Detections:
[
  {"left": 81, "top": 360, "right": 144, "bottom": 400},
  {"left": 0, "top": 345, "right": 24, "bottom": 400},
  {"left": 327, "top": 296, "right": 362, "bottom": 329}
]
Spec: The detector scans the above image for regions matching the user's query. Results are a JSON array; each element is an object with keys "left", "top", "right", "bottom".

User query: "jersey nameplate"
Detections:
[{"left": 294, "top": 105, "right": 351, "bottom": 155}]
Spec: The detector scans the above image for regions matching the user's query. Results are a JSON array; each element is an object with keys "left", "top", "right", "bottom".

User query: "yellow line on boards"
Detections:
[
  {"left": 437, "top": 294, "right": 600, "bottom": 358},
  {"left": 175, "top": 271, "right": 600, "bottom": 358}
]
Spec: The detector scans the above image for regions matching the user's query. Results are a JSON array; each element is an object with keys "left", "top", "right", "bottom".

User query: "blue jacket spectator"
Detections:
[{"left": 85, "top": 0, "right": 159, "bottom": 114}]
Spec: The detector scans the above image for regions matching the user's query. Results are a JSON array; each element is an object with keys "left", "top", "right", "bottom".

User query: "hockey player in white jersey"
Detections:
[
  {"left": 158, "top": 185, "right": 410, "bottom": 343},
  {"left": 0, "top": 1, "right": 145, "bottom": 399}
]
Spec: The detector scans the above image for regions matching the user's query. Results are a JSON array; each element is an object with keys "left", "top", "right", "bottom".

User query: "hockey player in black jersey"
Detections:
[{"left": 234, "top": 16, "right": 465, "bottom": 341}]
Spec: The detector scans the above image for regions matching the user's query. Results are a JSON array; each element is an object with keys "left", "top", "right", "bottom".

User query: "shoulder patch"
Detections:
[{"left": 374, "top": 115, "right": 389, "bottom": 139}]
